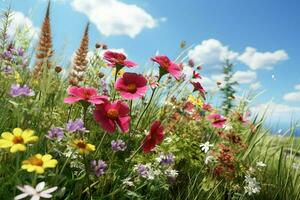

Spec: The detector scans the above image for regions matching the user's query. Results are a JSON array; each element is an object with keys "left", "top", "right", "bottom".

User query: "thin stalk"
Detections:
[{"left": 135, "top": 76, "right": 161, "bottom": 129}]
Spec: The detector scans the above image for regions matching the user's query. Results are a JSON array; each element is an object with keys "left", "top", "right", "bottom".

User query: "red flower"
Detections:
[
  {"left": 183, "top": 102, "right": 195, "bottom": 113},
  {"left": 115, "top": 72, "right": 148, "bottom": 99},
  {"left": 103, "top": 51, "right": 137, "bottom": 68},
  {"left": 141, "top": 121, "right": 164, "bottom": 153},
  {"left": 191, "top": 81, "right": 206, "bottom": 99},
  {"left": 64, "top": 86, "right": 108, "bottom": 105},
  {"left": 192, "top": 70, "right": 201, "bottom": 79},
  {"left": 202, "top": 103, "right": 213, "bottom": 112},
  {"left": 93, "top": 100, "right": 130, "bottom": 133},
  {"left": 151, "top": 55, "right": 182, "bottom": 79},
  {"left": 207, "top": 113, "right": 227, "bottom": 128}
]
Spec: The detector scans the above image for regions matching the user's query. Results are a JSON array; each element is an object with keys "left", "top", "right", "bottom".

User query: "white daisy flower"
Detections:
[
  {"left": 15, "top": 182, "right": 58, "bottom": 200},
  {"left": 200, "top": 141, "right": 213, "bottom": 153}
]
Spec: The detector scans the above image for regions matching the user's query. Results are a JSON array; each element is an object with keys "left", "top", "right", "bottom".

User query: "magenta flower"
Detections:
[
  {"left": 64, "top": 86, "right": 108, "bottom": 105},
  {"left": 151, "top": 55, "right": 182, "bottom": 79},
  {"left": 103, "top": 51, "right": 137, "bottom": 68},
  {"left": 207, "top": 113, "right": 227, "bottom": 128},
  {"left": 115, "top": 72, "right": 148, "bottom": 100},
  {"left": 93, "top": 100, "right": 131, "bottom": 133}
]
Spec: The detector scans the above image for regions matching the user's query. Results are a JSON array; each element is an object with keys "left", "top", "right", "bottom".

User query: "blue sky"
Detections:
[{"left": 2, "top": 0, "right": 300, "bottom": 128}]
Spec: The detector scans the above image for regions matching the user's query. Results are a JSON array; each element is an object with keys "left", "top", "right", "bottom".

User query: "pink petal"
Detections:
[
  {"left": 88, "top": 96, "right": 108, "bottom": 105},
  {"left": 68, "top": 86, "right": 81, "bottom": 97},
  {"left": 64, "top": 97, "right": 83, "bottom": 104},
  {"left": 115, "top": 78, "right": 128, "bottom": 91},
  {"left": 123, "top": 60, "right": 137, "bottom": 67},
  {"left": 116, "top": 116, "right": 131, "bottom": 133},
  {"left": 168, "top": 63, "right": 182, "bottom": 79},
  {"left": 119, "top": 91, "right": 141, "bottom": 100}
]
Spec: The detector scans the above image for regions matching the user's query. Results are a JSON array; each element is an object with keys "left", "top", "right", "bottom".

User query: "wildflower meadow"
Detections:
[{"left": 0, "top": 1, "right": 300, "bottom": 200}]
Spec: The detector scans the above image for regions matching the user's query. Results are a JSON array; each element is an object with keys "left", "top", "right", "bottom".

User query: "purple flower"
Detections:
[
  {"left": 91, "top": 160, "right": 107, "bottom": 177},
  {"left": 66, "top": 118, "right": 87, "bottom": 133},
  {"left": 16, "top": 47, "right": 24, "bottom": 57},
  {"left": 156, "top": 153, "right": 175, "bottom": 166},
  {"left": 10, "top": 84, "right": 35, "bottom": 97},
  {"left": 134, "top": 164, "right": 154, "bottom": 179},
  {"left": 46, "top": 127, "right": 64, "bottom": 141},
  {"left": 111, "top": 140, "right": 126, "bottom": 152},
  {"left": 1, "top": 66, "right": 13, "bottom": 74},
  {"left": 2, "top": 50, "right": 12, "bottom": 59}
]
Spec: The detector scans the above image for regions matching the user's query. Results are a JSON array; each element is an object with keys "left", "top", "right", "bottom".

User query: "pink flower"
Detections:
[
  {"left": 93, "top": 100, "right": 130, "bottom": 133},
  {"left": 207, "top": 113, "right": 227, "bottom": 128},
  {"left": 103, "top": 51, "right": 137, "bottom": 68},
  {"left": 115, "top": 72, "right": 148, "bottom": 99},
  {"left": 64, "top": 86, "right": 108, "bottom": 105},
  {"left": 141, "top": 121, "right": 164, "bottom": 153},
  {"left": 151, "top": 55, "right": 182, "bottom": 79}
]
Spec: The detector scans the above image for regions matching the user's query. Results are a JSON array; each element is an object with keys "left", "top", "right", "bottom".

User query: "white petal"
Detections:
[
  {"left": 24, "top": 185, "right": 37, "bottom": 195},
  {"left": 41, "top": 186, "right": 58, "bottom": 194},
  {"left": 35, "top": 182, "right": 45, "bottom": 192},
  {"left": 39, "top": 193, "right": 52, "bottom": 198},
  {"left": 16, "top": 186, "right": 27, "bottom": 193},
  {"left": 30, "top": 195, "right": 40, "bottom": 200},
  {"left": 14, "top": 193, "right": 29, "bottom": 200}
]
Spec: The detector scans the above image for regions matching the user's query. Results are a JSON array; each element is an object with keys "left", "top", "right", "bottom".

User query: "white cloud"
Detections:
[
  {"left": 211, "top": 74, "right": 225, "bottom": 82},
  {"left": 232, "top": 70, "right": 257, "bottom": 84},
  {"left": 188, "top": 39, "right": 238, "bottom": 69},
  {"left": 238, "top": 47, "right": 288, "bottom": 70},
  {"left": 8, "top": 11, "right": 39, "bottom": 39},
  {"left": 283, "top": 83, "right": 300, "bottom": 102},
  {"left": 250, "top": 82, "right": 262, "bottom": 90},
  {"left": 71, "top": 0, "right": 157, "bottom": 38},
  {"left": 283, "top": 92, "right": 300, "bottom": 102},
  {"left": 201, "top": 76, "right": 219, "bottom": 92},
  {"left": 294, "top": 84, "right": 300, "bottom": 90},
  {"left": 251, "top": 102, "right": 300, "bottom": 123},
  {"left": 210, "top": 70, "right": 257, "bottom": 84}
]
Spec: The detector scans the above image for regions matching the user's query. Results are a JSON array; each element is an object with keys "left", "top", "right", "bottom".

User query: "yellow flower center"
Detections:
[
  {"left": 127, "top": 83, "right": 137, "bottom": 93},
  {"left": 107, "top": 109, "right": 119, "bottom": 120},
  {"left": 13, "top": 136, "right": 24, "bottom": 144},
  {"left": 28, "top": 156, "right": 43, "bottom": 166},
  {"left": 76, "top": 141, "right": 87, "bottom": 149}
]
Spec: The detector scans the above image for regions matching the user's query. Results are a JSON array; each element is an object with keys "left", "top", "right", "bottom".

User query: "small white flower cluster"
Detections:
[
  {"left": 292, "top": 162, "right": 300, "bottom": 170},
  {"left": 244, "top": 175, "right": 261, "bottom": 195},
  {"left": 200, "top": 141, "right": 215, "bottom": 165},
  {"left": 256, "top": 161, "right": 267, "bottom": 168}
]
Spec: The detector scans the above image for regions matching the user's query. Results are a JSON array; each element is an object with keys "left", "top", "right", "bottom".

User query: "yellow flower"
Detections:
[
  {"left": 14, "top": 71, "right": 22, "bottom": 83},
  {"left": 72, "top": 139, "right": 95, "bottom": 154},
  {"left": 21, "top": 154, "right": 58, "bottom": 174},
  {"left": 188, "top": 95, "right": 203, "bottom": 107},
  {"left": 112, "top": 68, "right": 125, "bottom": 77},
  {"left": 0, "top": 128, "right": 38, "bottom": 153}
]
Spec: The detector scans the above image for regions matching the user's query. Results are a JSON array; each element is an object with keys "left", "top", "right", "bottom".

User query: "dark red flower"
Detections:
[
  {"left": 192, "top": 70, "right": 201, "bottom": 79},
  {"left": 202, "top": 103, "right": 213, "bottom": 112},
  {"left": 190, "top": 81, "right": 206, "bottom": 99},
  {"left": 141, "top": 121, "right": 164, "bottom": 153},
  {"left": 103, "top": 51, "right": 137, "bottom": 68},
  {"left": 188, "top": 59, "right": 194, "bottom": 67}
]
